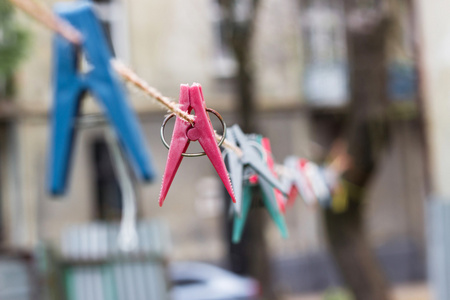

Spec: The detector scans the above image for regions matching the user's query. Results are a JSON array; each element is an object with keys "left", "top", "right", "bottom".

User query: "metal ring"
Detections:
[{"left": 160, "top": 108, "right": 227, "bottom": 157}]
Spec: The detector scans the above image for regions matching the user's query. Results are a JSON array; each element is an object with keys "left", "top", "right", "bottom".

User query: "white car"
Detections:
[{"left": 170, "top": 262, "right": 261, "bottom": 300}]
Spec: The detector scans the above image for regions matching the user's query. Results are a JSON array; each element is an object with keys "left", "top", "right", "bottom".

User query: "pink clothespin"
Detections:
[
  {"left": 286, "top": 187, "right": 299, "bottom": 208},
  {"left": 159, "top": 83, "right": 236, "bottom": 206},
  {"left": 261, "top": 138, "right": 286, "bottom": 213},
  {"left": 298, "top": 158, "right": 318, "bottom": 205}
]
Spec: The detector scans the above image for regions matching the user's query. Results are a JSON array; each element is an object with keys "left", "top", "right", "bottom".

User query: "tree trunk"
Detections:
[
  {"left": 234, "top": 31, "right": 256, "bottom": 133},
  {"left": 325, "top": 194, "right": 390, "bottom": 300},
  {"left": 219, "top": 1, "right": 277, "bottom": 299},
  {"left": 324, "top": 3, "right": 392, "bottom": 300},
  {"left": 224, "top": 188, "right": 275, "bottom": 299}
]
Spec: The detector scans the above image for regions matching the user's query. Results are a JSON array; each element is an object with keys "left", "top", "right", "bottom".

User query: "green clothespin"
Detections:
[
  {"left": 232, "top": 184, "right": 254, "bottom": 243},
  {"left": 229, "top": 133, "right": 288, "bottom": 243},
  {"left": 255, "top": 135, "right": 289, "bottom": 240}
]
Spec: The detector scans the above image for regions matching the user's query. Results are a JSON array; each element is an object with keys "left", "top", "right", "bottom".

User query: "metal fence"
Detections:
[{"left": 59, "top": 221, "right": 172, "bottom": 300}]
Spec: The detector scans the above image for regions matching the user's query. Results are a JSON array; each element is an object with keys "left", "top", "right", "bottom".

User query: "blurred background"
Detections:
[{"left": 0, "top": 0, "right": 447, "bottom": 299}]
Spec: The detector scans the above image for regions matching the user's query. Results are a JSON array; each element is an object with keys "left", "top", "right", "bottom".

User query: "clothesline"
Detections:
[
  {"left": 112, "top": 60, "right": 244, "bottom": 157},
  {"left": 8, "top": 0, "right": 243, "bottom": 155}
]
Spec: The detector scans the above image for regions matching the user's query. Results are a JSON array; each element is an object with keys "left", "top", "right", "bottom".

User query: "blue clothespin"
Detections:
[
  {"left": 49, "top": 2, "right": 156, "bottom": 195},
  {"left": 224, "top": 129, "right": 288, "bottom": 243}
]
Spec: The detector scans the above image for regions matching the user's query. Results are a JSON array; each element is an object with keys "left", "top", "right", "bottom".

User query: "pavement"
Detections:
[{"left": 286, "top": 283, "right": 432, "bottom": 300}]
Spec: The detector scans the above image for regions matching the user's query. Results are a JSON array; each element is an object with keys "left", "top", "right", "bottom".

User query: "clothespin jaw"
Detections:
[
  {"left": 49, "top": 2, "right": 155, "bottom": 195},
  {"left": 254, "top": 136, "right": 288, "bottom": 239},
  {"left": 232, "top": 184, "right": 254, "bottom": 243},
  {"left": 223, "top": 128, "right": 243, "bottom": 215},
  {"left": 261, "top": 137, "right": 286, "bottom": 213},
  {"left": 190, "top": 84, "right": 236, "bottom": 204},
  {"left": 316, "top": 161, "right": 350, "bottom": 209},
  {"left": 232, "top": 166, "right": 261, "bottom": 243},
  {"left": 317, "top": 167, "right": 334, "bottom": 208},
  {"left": 159, "top": 84, "right": 191, "bottom": 206},
  {"left": 300, "top": 160, "right": 331, "bottom": 206},
  {"left": 283, "top": 156, "right": 316, "bottom": 206},
  {"left": 278, "top": 158, "right": 297, "bottom": 208},
  {"left": 159, "top": 84, "right": 236, "bottom": 206},
  {"left": 286, "top": 187, "right": 299, "bottom": 207}
]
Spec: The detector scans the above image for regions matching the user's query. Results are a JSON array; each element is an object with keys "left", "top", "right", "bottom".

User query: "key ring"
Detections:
[{"left": 160, "top": 108, "right": 227, "bottom": 157}]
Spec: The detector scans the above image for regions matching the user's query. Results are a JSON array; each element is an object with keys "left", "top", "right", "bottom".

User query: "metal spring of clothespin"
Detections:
[{"left": 160, "top": 108, "right": 227, "bottom": 157}]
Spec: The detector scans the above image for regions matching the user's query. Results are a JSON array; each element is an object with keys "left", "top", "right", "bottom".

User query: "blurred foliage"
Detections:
[
  {"left": 0, "top": 0, "right": 28, "bottom": 91},
  {"left": 323, "top": 287, "right": 354, "bottom": 300}
]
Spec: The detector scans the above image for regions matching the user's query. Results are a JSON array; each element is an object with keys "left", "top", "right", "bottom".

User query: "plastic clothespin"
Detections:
[
  {"left": 299, "top": 160, "right": 331, "bottom": 207},
  {"left": 282, "top": 156, "right": 317, "bottom": 206},
  {"left": 231, "top": 125, "right": 288, "bottom": 196},
  {"left": 253, "top": 136, "right": 288, "bottom": 239},
  {"left": 222, "top": 127, "right": 243, "bottom": 215},
  {"left": 261, "top": 137, "right": 286, "bottom": 213},
  {"left": 225, "top": 125, "right": 288, "bottom": 215},
  {"left": 231, "top": 167, "right": 256, "bottom": 243},
  {"left": 230, "top": 134, "right": 288, "bottom": 243},
  {"left": 159, "top": 84, "right": 236, "bottom": 206},
  {"left": 317, "top": 167, "right": 334, "bottom": 208},
  {"left": 232, "top": 184, "right": 254, "bottom": 243},
  {"left": 49, "top": 2, "right": 155, "bottom": 195}
]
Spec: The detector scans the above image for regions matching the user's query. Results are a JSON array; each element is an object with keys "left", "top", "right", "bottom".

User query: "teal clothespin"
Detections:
[
  {"left": 229, "top": 133, "right": 288, "bottom": 243},
  {"left": 232, "top": 182, "right": 254, "bottom": 243},
  {"left": 224, "top": 125, "right": 288, "bottom": 216},
  {"left": 254, "top": 135, "right": 288, "bottom": 240}
]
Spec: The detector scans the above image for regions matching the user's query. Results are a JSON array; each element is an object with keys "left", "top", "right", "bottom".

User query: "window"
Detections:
[
  {"left": 91, "top": 137, "right": 122, "bottom": 221},
  {"left": 300, "top": 0, "right": 349, "bottom": 106},
  {"left": 211, "top": 1, "right": 238, "bottom": 79},
  {"left": 92, "top": 0, "right": 130, "bottom": 62}
]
